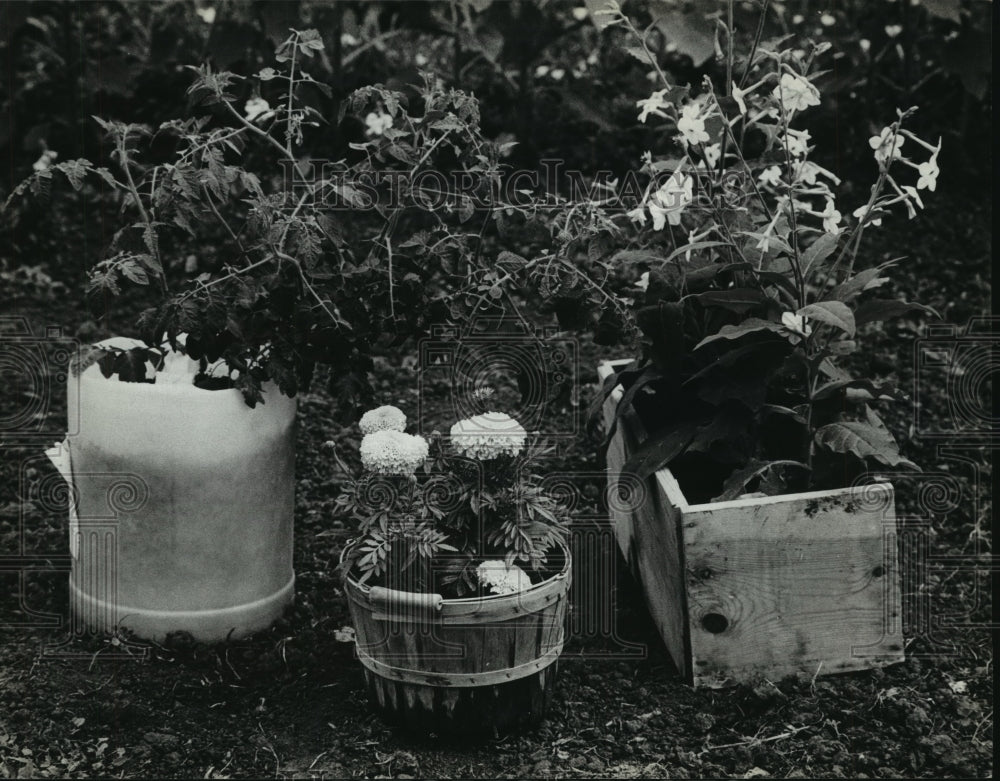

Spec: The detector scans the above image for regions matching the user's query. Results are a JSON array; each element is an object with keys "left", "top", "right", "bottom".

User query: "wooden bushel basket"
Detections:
[
  {"left": 598, "top": 361, "right": 904, "bottom": 687},
  {"left": 342, "top": 545, "right": 571, "bottom": 736}
]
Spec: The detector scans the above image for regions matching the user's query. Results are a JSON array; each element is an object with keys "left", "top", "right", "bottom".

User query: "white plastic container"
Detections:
[{"left": 55, "top": 339, "right": 296, "bottom": 643}]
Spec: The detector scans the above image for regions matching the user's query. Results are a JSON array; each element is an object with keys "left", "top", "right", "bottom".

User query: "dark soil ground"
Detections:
[{"left": 0, "top": 179, "right": 993, "bottom": 778}]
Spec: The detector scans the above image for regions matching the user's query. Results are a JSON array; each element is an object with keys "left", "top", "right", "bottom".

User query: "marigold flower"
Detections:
[
  {"left": 477, "top": 560, "right": 532, "bottom": 595},
  {"left": 359, "top": 430, "right": 429, "bottom": 475},
  {"left": 450, "top": 413, "right": 527, "bottom": 460},
  {"left": 359, "top": 405, "right": 407, "bottom": 435}
]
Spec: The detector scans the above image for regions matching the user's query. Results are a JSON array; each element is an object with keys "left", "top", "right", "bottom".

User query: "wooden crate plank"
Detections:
[{"left": 682, "top": 487, "right": 904, "bottom": 687}]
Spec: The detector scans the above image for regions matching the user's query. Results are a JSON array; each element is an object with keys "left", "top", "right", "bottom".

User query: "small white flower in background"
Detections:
[
  {"left": 820, "top": 199, "right": 843, "bottom": 234},
  {"left": 333, "top": 626, "right": 356, "bottom": 643},
  {"left": 853, "top": 204, "right": 882, "bottom": 227},
  {"left": 365, "top": 110, "right": 393, "bottom": 137},
  {"left": 885, "top": 24, "right": 902, "bottom": 38},
  {"left": 572, "top": 6, "right": 589, "bottom": 20},
  {"left": 627, "top": 205, "right": 648, "bottom": 226},
  {"left": 794, "top": 160, "right": 841, "bottom": 186},
  {"left": 359, "top": 405, "right": 407, "bottom": 435},
  {"left": 635, "top": 271, "right": 650, "bottom": 292},
  {"left": 869, "top": 126, "right": 904, "bottom": 165},
  {"left": 900, "top": 185, "right": 924, "bottom": 218},
  {"left": 702, "top": 143, "right": 722, "bottom": 169},
  {"left": 341, "top": 33, "right": 359, "bottom": 47},
  {"left": 732, "top": 83, "right": 749, "bottom": 116},
  {"left": 916, "top": 158, "right": 939, "bottom": 191},
  {"left": 781, "top": 311, "right": 812, "bottom": 339},
  {"left": 820, "top": 12, "right": 836, "bottom": 26},
  {"left": 359, "top": 430, "right": 429, "bottom": 475},
  {"left": 792, "top": 13, "right": 804, "bottom": 24},
  {"left": 551, "top": 68, "right": 566, "bottom": 81},
  {"left": 476, "top": 560, "right": 532, "bottom": 595},
  {"left": 758, "top": 165, "right": 783, "bottom": 187},
  {"left": 450, "top": 413, "right": 527, "bottom": 460},
  {"left": 784, "top": 127, "right": 812, "bottom": 158},
  {"left": 195, "top": 6, "right": 216, "bottom": 24},
  {"left": 772, "top": 72, "right": 820, "bottom": 113},
  {"left": 948, "top": 680, "right": 968, "bottom": 694},
  {"left": 677, "top": 101, "right": 710, "bottom": 146},
  {"left": 859, "top": 38, "right": 871, "bottom": 53},
  {"left": 415, "top": 53, "right": 429, "bottom": 67},
  {"left": 32, "top": 149, "right": 58, "bottom": 172},
  {"left": 648, "top": 170, "right": 693, "bottom": 230},
  {"left": 636, "top": 89, "right": 672, "bottom": 123},
  {"left": 244, "top": 97, "right": 271, "bottom": 122},
  {"left": 534, "top": 64, "right": 551, "bottom": 78}
]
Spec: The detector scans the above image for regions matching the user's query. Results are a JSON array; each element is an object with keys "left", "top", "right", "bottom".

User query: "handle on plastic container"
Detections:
[{"left": 369, "top": 586, "right": 443, "bottom": 622}]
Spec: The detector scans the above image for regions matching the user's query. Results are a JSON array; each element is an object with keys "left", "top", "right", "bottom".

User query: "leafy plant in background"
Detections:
[
  {"left": 334, "top": 398, "right": 569, "bottom": 597},
  {"left": 585, "top": 0, "right": 942, "bottom": 501},
  {"left": 3, "top": 27, "right": 532, "bottom": 415}
]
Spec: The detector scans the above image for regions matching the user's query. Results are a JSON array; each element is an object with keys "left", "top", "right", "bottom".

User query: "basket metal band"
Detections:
[{"left": 356, "top": 636, "right": 564, "bottom": 688}]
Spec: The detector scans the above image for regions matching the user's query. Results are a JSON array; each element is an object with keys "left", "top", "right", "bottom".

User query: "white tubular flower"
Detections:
[
  {"left": 32, "top": 150, "right": 58, "bottom": 172},
  {"left": 758, "top": 165, "right": 783, "bottom": 187},
  {"left": 702, "top": 143, "right": 722, "bottom": 169},
  {"left": 677, "top": 102, "right": 710, "bottom": 147},
  {"left": 365, "top": 110, "right": 393, "bottom": 137},
  {"left": 450, "top": 412, "right": 527, "bottom": 460},
  {"left": 819, "top": 199, "right": 843, "bottom": 234},
  {"left": 781, "top": 311, "right": 812, "bottom": 339},
  {"left": 359, "top": 405, "right": 407, "bottom": 435},
  {"left": 732, "top": 83, "right": 748, "bottom": 116},
  {"left": 244, "top": 97, "right": 272, "bottom": 122},
  {"left": 359, "top": 430, "right": 429, "bottom": 475},
  {"left": 885, "top": 24, "right": 902, "bottom": 38},
  {"left": 635, "top": 271, "right": 650, "bottom": 292},
  {"left": 784, "top": 128, "right": 812, "bottom": 158},
  {"left": 195, "top": 6, "right": 216, "bottom": 24},
  {"left": 853, "top": 204, "right": 882, "bottom": 227},
  {"left": 477, "top": 560, "right": 532, "bottom": 595},
  {"left": 794, "top": 160, "right": 841, "bottom": 186},
  {"left": 627, "top": 206, "right": 648, "bottom": 226},
  {"left": 916, "top": 158, "right": 940, "bottom": 191},
  {"left": 636, "top": 89, "right": 672, "bottom": 123},
  {"left": 772, "top": 72, "right": 820, "bottom": 113},
  {"left": 648, "top": 170, "right": 693, "bottom": 230},
  {"left": 869, "top": 127, "right": 905, "bottom": 165}
]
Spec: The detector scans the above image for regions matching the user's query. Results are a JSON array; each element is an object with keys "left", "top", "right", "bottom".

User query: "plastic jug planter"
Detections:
[
  {"left": 598, "top": 360, "right": 904, "bottom": 688},
  {"left": 50, "top": 340, "right": 296, "bottom": 644},
  {"left": 342, "top": 542, "right": 571, "bottom": 737}
]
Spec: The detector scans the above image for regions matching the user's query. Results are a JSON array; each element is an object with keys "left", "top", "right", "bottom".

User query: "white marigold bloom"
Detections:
[
  {"left": 648, "top": 170, "right": 693, "bottom": 230},
  {"left": 359, "top": 430, "right": 429, "bottom": 475},
  {"left": 359, "top": 405, "right": 407, "bottom": 435},
  {"left": 869, "top": 127, "right": 905, "bottom": 165},
  {"left": 772, "top": 72, "right": 820, "bottom": 113},
  {"left": 477, "top": 560, "right": 532, "bottom": 595},
  {"left": 677, "top": 101, "right": 710, "bottom": 147},
  {"left": 244, "top": 97, "right": 272, "bottom": 122},
  {"left": 365, "top": 110, "right": 393, "bottom": 137},
  {"left": 636, "top": 89, "right": 672, "bottom": 123},
  {"left": 450, "top": 412, "right": 527, "bottom": 460}
]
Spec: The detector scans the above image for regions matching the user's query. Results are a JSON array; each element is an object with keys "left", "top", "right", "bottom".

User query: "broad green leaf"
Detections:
[
  {"left": 693, "top": 289, "right": 771, "bottom": 314},
  {"left": 798, "top": 301, "right": 855, "bottom": 337},
  {"left": 814, "top": 414, "right": 918, "bottom": 470},
  {"left": 622, "top": 420, "right": 699, "bottom": 481},
  {"left": 801, "top": 232, "right": 839, "bottom": 277},
  {"left": 829, "top": 260, "right": 899, "bottom": 302},
  {"left": 694, "top": 318, "right": 784, "bottom": 349},
  {"left": 713, "top": 459, "right": 809, "bottom": 502},
  {"left": 854, "top": 299, "right": 939, "bottom": 326}
]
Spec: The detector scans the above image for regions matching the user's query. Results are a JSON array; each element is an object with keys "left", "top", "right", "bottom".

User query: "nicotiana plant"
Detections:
[
  {"left": 3, "top": 28, "right": 526, "bottom": 415},
  {"left": 585, "top": 1, "right": 941, "bottom": 501},
  {"left": 334, "top": 398, "right": 569, "bottom": 597}
]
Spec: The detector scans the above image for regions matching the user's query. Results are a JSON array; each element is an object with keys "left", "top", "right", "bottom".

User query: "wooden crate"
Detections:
[{"left": 598, "top": 361, "right": 904, "bottom": 687}]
